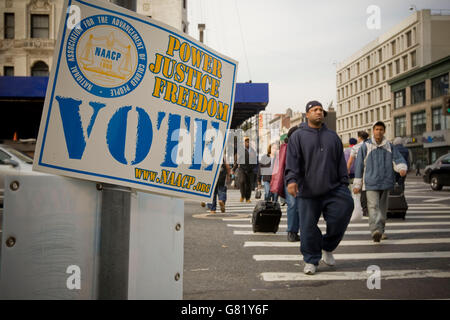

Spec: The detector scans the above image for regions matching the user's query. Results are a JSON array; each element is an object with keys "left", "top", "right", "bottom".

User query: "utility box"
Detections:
[{"left": 0, "top": 172, "right": 183, "bottom": 299}]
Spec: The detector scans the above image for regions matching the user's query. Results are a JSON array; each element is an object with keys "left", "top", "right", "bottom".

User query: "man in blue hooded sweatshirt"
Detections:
[{"left": 285, "top": 101, "right": 354, "bottom": 275}]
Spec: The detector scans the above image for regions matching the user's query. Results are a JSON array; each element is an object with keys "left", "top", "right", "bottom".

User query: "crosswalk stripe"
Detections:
[
  {"left": 227, "top": 221, "right": 450, "bottom": 228},
  {"left": 253, "top": 251, "right": 450, "bottom": 261},
  {"left": 244, "top": 238, "right": 450, "bottom": 247},
  {"left": 260, "top": 270, "right": 450, "bottom": 282},
  {"left": 223, "top": 215, "right": 450, "bottom": 222},
  {"left": 234, "top": 229, "right": 450, "bottom": 236}
]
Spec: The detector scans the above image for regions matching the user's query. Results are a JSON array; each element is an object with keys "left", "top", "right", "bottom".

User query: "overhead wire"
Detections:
[{"left": 234, "top": 0, "right": 252, "bottom": 81}]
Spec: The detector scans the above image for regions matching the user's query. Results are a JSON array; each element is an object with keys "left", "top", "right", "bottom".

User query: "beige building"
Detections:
[
  {"left": 336, "top": 9, "right": 450, "bottom": 142},
  {"left": 135, "top": 0, "right": 188, "bottom": 33},
  {"left": 0, "top": 0, "right": 188, "bottom": 77},
  {"left": 388, "top": 55, "right": 450, "bottom": 166}
]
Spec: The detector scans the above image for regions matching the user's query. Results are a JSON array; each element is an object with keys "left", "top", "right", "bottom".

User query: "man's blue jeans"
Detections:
[
  {"left": 263, "top": 181, "right": 277, "bottom": 201},
  {"left": 296, "top": 184, "right": 353, "bottom": 265},
  {"left": 207, "top": 185, "right": 227, "bottom": 211},
  {"left": 285, "top": 185, "right": 299, "bottom": 233}
]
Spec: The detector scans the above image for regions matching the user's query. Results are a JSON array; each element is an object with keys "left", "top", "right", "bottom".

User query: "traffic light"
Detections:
[{"left": 444, "top": 95, "right": 450, "bottom": 116}]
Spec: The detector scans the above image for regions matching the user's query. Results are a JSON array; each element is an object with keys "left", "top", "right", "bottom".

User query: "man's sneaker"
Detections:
[
  {"left": 287, "top": 232, "right": 300, "bottom": 242},
  {"left": 303, "top": 263, "right": 317, "bottom": 275},
  {"left": 322, "top": 250, "right": 336, "bottom": 266},
  {"left": 246, "top": 199, "right": 251, "bottom": 203},
  {"left": 210, "top": 210, "right": 216, "bottom": 214},
  {"left": 219, "top": 200, "right": 225, "bottom": 213},
  {"left": 372, "top": 230, "right": 382, "bottom": 242},
  {"left": 200, "top": 202, "right": 206, "bottom": 207},
  {"left": 382, "top": 233, "right": 388, "bottom": 240},
  {"left": 240, "top": 197, "right": 244, "bottom": 202}
]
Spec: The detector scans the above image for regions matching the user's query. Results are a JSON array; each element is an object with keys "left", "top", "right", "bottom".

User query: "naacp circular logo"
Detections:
[{"left": 66, "top": 15, "right": 147, "bottom": 98}]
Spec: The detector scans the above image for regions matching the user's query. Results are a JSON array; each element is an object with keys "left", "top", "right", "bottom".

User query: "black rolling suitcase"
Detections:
[
  {"left": 387, "top": 184, "right": 408, "bottom": 219},
  {"left": 252, "top": 200, "right": 282, "bottom": 233}
]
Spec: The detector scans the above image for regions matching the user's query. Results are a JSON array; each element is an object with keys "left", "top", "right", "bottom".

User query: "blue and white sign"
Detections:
[{"left": 33, "top": 0, "right": 238, "bottom": 201}]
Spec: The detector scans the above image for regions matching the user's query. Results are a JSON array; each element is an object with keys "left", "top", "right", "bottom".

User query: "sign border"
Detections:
[{"left": 37, "top": 0, "right": 237, "bottom": 199}]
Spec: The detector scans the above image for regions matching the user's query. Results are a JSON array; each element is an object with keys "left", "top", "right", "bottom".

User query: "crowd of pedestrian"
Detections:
[{"left": 200, "top": 99, "right": 412, "bottom": 276}]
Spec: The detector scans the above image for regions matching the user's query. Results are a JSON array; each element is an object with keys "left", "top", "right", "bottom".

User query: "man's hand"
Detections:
[
  {"left": 399, "top": 170, "right": 407, "bottom": 177},
  {"left": 287, "top": 183, "right": 298, "bottom": 197},
  {"left": 353, "top": 187, "right": 360, "bottom": 194}
]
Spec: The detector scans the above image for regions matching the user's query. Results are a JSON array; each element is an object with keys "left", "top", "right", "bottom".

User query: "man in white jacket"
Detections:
[{"left": 353, "top": 121, "right": 407, "bottom": 242}]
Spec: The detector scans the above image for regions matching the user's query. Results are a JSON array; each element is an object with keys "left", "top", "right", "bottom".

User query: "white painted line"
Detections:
[
  {"left": 424, "top": 197, "right": 450, "bottom": 203},
  {"left": 260, "top": 270, "right": 450, "bottom": 282},
  {"left": 244, "top": 238, "right": 450, "bottom": 247},
  {"left": 227, "top": 221, "right": 450, "bottom": 228},
  {"left": 253, "top": 251, "right": 450, "bottom": 261},
  {"left": 223, "top": 215, "right": 450, "bottom": 222},
  {"left": 407, "top": 207, "right": 450, "bottom": 213},
  {"left": 404, "top": 196, "right": 443, "bottom": 198},
  {"left": 234, "top": 228, "right": 450, "bottom": 236}
]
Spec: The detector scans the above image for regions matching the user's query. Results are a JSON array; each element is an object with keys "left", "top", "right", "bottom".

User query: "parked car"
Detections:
[
  {"left": 0, "top": 144, "right": 34, "bottom": 207},
  {"left": 423, "top": 153, "right": 450, "bottom": 191}
]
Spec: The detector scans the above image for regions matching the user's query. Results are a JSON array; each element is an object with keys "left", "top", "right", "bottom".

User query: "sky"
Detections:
[{"left": 187, "top": 0, "right": 450, "bottom": 115}]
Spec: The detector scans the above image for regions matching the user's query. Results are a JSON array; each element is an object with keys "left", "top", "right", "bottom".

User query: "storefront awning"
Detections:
[
  {"left": 231, "top": 82, "right": 268, "bottom": 129},
  {"left": 0, "top": 76, "right": 48, "bottom": 99},
  {"left": 0, "top": 77, "right": 269, "bottom": 130}
]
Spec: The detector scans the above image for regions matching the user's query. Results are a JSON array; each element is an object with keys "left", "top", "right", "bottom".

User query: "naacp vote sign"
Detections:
[{"left": 33, "top": 0, "right": 238, "bottom": 201}]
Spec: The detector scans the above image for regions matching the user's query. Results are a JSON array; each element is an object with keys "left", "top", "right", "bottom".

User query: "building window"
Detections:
[
  {"left": 31, "top": 61, "right": 49, "bottom": 76},
  {"left": 367, "top": 92, "right": 371, "bottom": 105},
  {"left": 357, "top": 62, "right": 360, "bottom": 75},
  {"left": 3, "top": 66, "right": 14, "bottom": 76},
  {"left": 411, "top": 111, "right": 427, "bottom": 135},
  {"left": 394, "top": 89, "right": 405, "bottom": 109},
  {"left": 379, "top": 87, "right": 383, "bottom": 101},
  {"left": 367, "top": 56, "right": 370, "bottom": 70},
  {"left": 378, "top": 49, "right": 382, "bottom": 63},
  {"left": 403, "top": 55, "right": 408, "bottom": 71},
  {"left": 388, "top": 63, "right": 393, "bottom": 78},
  {"left": 31, "top": 14, "right": 49, "bottom": 38},
  {"left": 395, "top": 116, "right": 406, "bottom": 137},
  {"left": 391, "top": 40, "right": 396, "bottom": 56},
  {"left": 432, "top": 107, "right": 445, "bottom": 131},
  {"left": 406, "top": 30, "right": 412, "bottom": 47},
  {"left": 382, "top": 106, "right": 386, "bottom": 119},
  {"left": 411, "top": 82, "right": 425, "bottom": 104},
  {"left": 431, "top": 73, "right": 449, "bottom": 99},
  {"left": 375, "top": 70, "right": 379, "bottom": 83},
  {"left": 410, "top": 51, "right": 416, "bottom": 68},
  {"left": 4, "top": 13, "right": 14, "bottom": 39},
  {"left": 395, "top": 59, "right": 400, "bottom": 74},
  {"left": 382, "top": 66, "right": 386, "bottom": 80}
]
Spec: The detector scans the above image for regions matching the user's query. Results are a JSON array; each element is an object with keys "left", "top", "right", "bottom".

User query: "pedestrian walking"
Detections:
[
  {"left": 353, "top": 121, "right": 407, "bottom": 242},
  {"left": 285, "top": 100, "right": 354, "bottom": 275},
  {"left": 392, "top": 137, "right": 410, "bottom": 191},
  {"left": 344, "top": 137, "right": 358, "bottom": 181},
  {"left": 258, "top": 144, "right": 276, "bottom": 201},
  {"left": 415, "top": 159, "right": 422, "bottom": 176},
  {"left": 202, "top": 156, "right": 231, "bottom": 213},
  {"left": 347, "top": 131, "right": 370, "bottom": 216},
  {"left": 232, "top": 137, "right": 257, "bottom": 203},
  {"left": 284, "top": 126, "right": 301, "bottom": 242}
]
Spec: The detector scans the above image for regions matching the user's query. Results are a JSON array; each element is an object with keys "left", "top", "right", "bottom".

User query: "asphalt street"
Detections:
[{"left": 183, "top": 173, "right": 450, "bottom": 300}]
